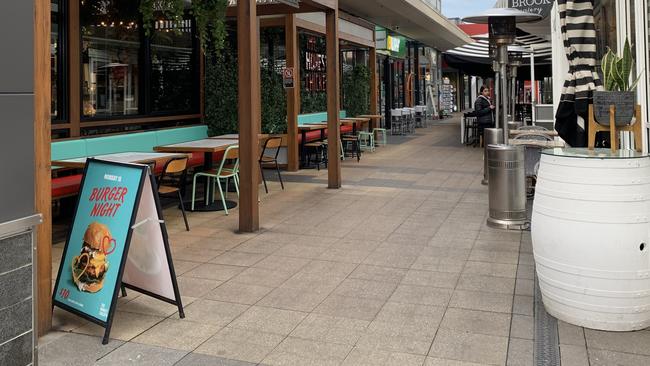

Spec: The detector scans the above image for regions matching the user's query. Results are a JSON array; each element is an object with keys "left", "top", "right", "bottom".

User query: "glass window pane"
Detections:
[
  {"left": 81, "top": 1, "right": 140, "bottom": 118},
  {"left": 594, "top": 0, "right": 617, "bottom": 59},
  {"left": 151, "top": 18, "right": 196, "bottom": 113},
  {"left": 51, "top": 0, "right": 59, "bottom": 120}
]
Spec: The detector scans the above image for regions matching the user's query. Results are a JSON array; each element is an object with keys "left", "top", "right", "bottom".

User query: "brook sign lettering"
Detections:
[{"left": 509, "top": 0, "right": 553, "bottom": 19}]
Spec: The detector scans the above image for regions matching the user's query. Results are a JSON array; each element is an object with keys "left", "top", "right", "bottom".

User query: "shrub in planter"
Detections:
[{"left": 594, "top": 39, "right": 643, "bottom": 126}]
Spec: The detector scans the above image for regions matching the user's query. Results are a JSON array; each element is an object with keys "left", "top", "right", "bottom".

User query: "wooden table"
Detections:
[
  {"left": 510, "top": 129, "right": 559, "bottom": 137},
  {"left": 52, "top": 152, "right": 189, "bottom": 169},
  {"left": 210, "top": 133, "right": 270, "bottom": 140},
  {"left": 298, "top": 124, "right": 327, "bottom": 168},
  {"left": 341, "top": 117, "right": 371, "bottom": 134},
  {"left": 357, "top": 114, "right": 382, "bottom": 130},
  {"left": 154, "top": 139, "right": 239, "bottom": 211}
]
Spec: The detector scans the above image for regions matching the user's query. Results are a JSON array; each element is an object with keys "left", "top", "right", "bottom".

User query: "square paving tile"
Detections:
[
  {"left": 389, "top": 284, "right": 453, "bottom": 307},
  {"left": 462, "top": 261, "right": 517, "bottom": 278},
  {"left": 560, "top": 345, "right": 589, "bottom": 366},
  {"left": 588, "top": 349, "right": 650, "bottom": 366},
  {"left": 176, "top": 353, "right": 257, "bottom": 366},
  {"left": 253, "top": 255, "right": 311, "bottom": 273},
  {"left": 401, "top": 270, "right": 459, "bottom": 289},
  {"left": 95, "top": 342, "right": 187, "bottom": 365},
  {"left": 333, "top": 278, "right": 398, "bottom": 300},
  {"left": 349, "top": 265, "right": 408, "bottom": 283},
  {"left": 290, "top": 313, "right": 369, "bottom": 346},
  {"left": 429, "top": 328, "right": 508, "bottom": 365},
  {"left": 506, "top": 338, "right": 533, "bottom": 366},
  {"left": 449, "top": 290, "right": 512, "bottom": 313},
  {"left": 131, "top": 318, "right": 220, "bottom": 351},
  {"left": 257, "top": 287, "right": 330, "bottom": 312},
  {"left": 455, "top": 274, "right": 515, "bottom": 295},
  {"left": 261, "top": 337, "right": 352, "bottom": 366},
  {"left": 229, "top": 305, "right": 307, "bottom": 335},
  {"left": 342, "top": 348, "right": 426, "bottom": 366},
  {"left": 229, "top": 267, "right": 294, "bottom": 288},
  {"left": 439, "top": 308, "right": 511, "bottom": 337},
  {"left": 176, "top": 276, "right": 223, "bottom": 298},
  {"left": 39, "top": 332, "right": 123, "bottom": 365},
  {"left": 209, "top": 251, "right": 267, "bottom": 267},
  {"left": 195, "top": 327, "right": 284, "bottom": 364},
  {"left": 314, "top": 295, "right": 385, "bottom": 321},
  {"left": 205, "top": 281, "right": 274, "bottom": 305},
  {"left": 183, "top": 263, "right": 245, "bottom": 281},
  {"left": 585, "top": 329, "right": 650, "bottom": 355},
  {"left": 174, "top": 299, "right": 249, "bottom": 327},
  {"left": 73, "top": 311, "right": 163, "bottom": 341}
]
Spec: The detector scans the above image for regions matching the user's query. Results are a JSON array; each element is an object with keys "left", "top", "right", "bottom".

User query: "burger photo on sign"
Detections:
[{"left": 71, "top": 222, "right": 115, "bottom": 293}]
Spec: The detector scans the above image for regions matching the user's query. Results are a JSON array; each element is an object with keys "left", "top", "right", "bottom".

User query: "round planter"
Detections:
[
  {"left": 532, "top": 148, "right": 650, "bottom": 331},
  {"left": 593, "top": 91, "right": 635, "bottom": 126}
]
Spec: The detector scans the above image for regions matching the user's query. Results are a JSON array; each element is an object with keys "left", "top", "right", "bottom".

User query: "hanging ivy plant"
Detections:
[{"left": 139, "top": 0, "right": 228, "bottom": 56}]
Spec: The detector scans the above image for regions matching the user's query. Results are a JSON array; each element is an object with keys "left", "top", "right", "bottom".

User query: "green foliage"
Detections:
[
  {"left": 601, "top": 38, "right": 643, "bottom": 92},
  {"left": 301, "top": 91, "right": 327, "bottom": 114},
  {"left": 261, "top": 66, "right": 287, "bottom": 134},
  {"left": 205, "top": 42, "right": 238, "bottom": 136},
  {"left": 205, "top": 29, "right": 288, "bottom": 136},
  {"left": 342, "top": 64, "right": 370, "bottom": 117},
  {"left": 139, "top": 0, "right": 228, "bottom": 57}
]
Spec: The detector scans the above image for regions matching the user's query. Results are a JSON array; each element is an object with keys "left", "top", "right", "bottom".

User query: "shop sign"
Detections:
[
  {"left": 387, "top": 35, "right": 401, "bottom": 53},
  {"left": 508, "top": 0, "right": 553, "bottom": 19},
  {"left": 53, "top": 159, "right": 184, "bottom": 344},
  {"left": 283, "top": 67, "right": 295, "bottom": 89}
]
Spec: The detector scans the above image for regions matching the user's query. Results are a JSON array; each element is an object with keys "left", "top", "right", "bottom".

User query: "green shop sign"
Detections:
[{"left": 375, "top": 28, "right": 407, "bottom": 58}]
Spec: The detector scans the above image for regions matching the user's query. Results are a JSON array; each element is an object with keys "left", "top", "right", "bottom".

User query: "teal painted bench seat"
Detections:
[
  {"left": 297, "top": 111, "right": 347, "bottom": 126},
  {"left": 51, "top": 125, "right": 209, "bottom": 199}
]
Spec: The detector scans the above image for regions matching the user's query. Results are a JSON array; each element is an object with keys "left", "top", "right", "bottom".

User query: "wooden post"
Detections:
[
  {"left": 369, "top": 47, "right": 378, "bottom": 116},
  {"left": 326, "top": 7, "right": 341, "bottom": 189},
  {"left": 237, "top": 0, "right": 261, "bottom": 232},
  {"left": 35, "top": 0, "right": 52, "bottom": 335},
  {"left": 286, "top": 15, "right": 300, "bottom": 172}
]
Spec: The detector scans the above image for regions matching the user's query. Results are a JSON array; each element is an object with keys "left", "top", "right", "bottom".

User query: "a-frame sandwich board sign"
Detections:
[{"left": 52, "top": 158, "right": 184, "bottom": 344}]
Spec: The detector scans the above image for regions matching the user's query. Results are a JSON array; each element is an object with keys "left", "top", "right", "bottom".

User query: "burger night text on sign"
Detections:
[{"left": 89, "top": 187, "right": 128, "bottom": 217}]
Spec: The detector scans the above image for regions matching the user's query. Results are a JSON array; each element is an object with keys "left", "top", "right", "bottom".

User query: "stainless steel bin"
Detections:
[
  {"left": 481, "top": 128, "right": 503, "bottom": 185},
  {"left": 487, "top": 144, "right": 527, "bottom": 230}
]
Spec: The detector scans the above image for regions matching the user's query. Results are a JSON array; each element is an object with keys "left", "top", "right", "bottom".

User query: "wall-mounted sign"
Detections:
[
  {"left": 53, "top": 159, "right": 184, "bottom": 344},
  {"left": 387, "top": 36, "right": 401, "bottom": 53},
  {"left": 283, "top": 67, "right": 295, "bottom": 89},
  {"left": 303, "top": 35, "right": 327, "bottom": 92},
  {"left": 508, "top": 0, "right": 553, "bottom": 19}
]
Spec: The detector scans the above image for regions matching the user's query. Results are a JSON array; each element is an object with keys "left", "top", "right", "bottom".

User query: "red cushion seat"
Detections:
[{"left": 52, "top": 174, "right": 83, "bottom": 199}]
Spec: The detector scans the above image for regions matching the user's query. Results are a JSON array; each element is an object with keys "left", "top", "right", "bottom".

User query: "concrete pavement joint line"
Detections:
[{"left": 534, "top": 272, "right": 561, "bottom": 365}]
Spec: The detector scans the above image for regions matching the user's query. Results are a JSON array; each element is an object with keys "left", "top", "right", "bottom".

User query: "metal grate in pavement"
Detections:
[{"left": 534, "top": 274, "right": 561, "bottom": 366}]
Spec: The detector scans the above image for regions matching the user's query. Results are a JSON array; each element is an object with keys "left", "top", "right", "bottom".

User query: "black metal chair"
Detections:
[{"left": 259, "top": 137, "right": 285, "bottom": 194}]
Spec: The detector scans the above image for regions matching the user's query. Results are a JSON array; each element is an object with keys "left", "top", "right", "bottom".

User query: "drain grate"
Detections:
[{"left": 534, "top": 274, "right": 561, "bottom": 366}]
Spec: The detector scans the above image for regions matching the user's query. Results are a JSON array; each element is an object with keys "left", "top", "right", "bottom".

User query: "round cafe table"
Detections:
[{"left": 532, "top": 148, "right": 650, "bottom": 331}]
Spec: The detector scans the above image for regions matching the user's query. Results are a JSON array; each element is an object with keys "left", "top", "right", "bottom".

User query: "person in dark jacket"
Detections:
[{"left": 474, "top": 86, "right": 495, "bottom": 127}]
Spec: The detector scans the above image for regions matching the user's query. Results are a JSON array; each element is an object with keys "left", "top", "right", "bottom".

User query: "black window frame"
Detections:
[{"left": 52, "top": 0, "right": 68, "bottom": 123}]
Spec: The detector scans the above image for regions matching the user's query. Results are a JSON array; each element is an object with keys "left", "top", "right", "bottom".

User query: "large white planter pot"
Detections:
[{"left": 532, "top": 148, "right": 650, "bottom": 331}]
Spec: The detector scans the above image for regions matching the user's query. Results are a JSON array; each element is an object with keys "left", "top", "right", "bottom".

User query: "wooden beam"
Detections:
[
  {"left": 68, "top": 0, "right": 80, "bottom": 137},
  {"left": 237, "top": 0, "right": 261, "bottom": 232},
  {"left": 260, "top": 16, "right": 286, "bottom": 28},
  {"left": 294, "top": 18, "right": 374, "bottom": 48},
  {"left": 35, "top": 0, "right": 52, "bottom": 336},
  {"left": 326, "top": 6, "right": 341, "bottom": 189},
  {"left": 285, "top": 15, "right": 300, "bottom": 172},
  {"left": 369, "top": 47, "right": 378, "bottom": 115},
  {"left": 226, "top": 3, "right": 321, "bottom": 17}
]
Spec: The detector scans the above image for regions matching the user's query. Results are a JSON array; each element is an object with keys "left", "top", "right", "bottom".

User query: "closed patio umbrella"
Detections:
[{"left": 554, "top": 0, "right": 602, "bottom": 146}]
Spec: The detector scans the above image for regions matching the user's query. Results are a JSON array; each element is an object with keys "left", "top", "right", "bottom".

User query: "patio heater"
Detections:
[
  {"left": 463, "top": 9, "right": 542, "bottom": 144},
  {"left": 507, "top": 46, "right": 528, "bottom": 127},
  {"left": 464, "top": 9, "right": 541, "bottom": 231}
]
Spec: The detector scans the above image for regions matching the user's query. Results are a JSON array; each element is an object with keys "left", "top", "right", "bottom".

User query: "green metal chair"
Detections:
[
  {"left": 373, "top": 128, "right": 388, "bottom": 146},
  {"left": 358, "top": 131, "right": 375, "bottom": 152},
  {"left": 191, "top": 145, "right": 240, "bottom": 215}
]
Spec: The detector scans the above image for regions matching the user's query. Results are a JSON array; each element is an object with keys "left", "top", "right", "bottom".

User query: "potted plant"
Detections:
[{"left": 594, "top": 39, "right": 643, "bottom": 126}]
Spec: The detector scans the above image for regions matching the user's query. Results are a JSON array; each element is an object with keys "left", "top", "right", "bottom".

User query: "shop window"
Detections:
[
  {"left": 51, "top": 0, "right": 67, "bottom": 122},
  {"left": 594, "top": 0, "right": 617, "bottom": 59},
  {"left": 81, "top": 1, "right": 140, "bottom": 118},
  {"left": 150, "top": 18, "right": 197, "bottom": 113}
]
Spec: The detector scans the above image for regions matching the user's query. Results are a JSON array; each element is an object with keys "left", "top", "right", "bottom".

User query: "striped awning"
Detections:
[
  {"left": 445, "top": 32, "right": 552, "bottom": 64},
  {"left": 554, "top": 0, "right": 602, "bottom": 147}
]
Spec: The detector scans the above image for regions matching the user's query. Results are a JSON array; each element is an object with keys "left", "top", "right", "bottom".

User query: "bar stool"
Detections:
[
  {"left": 373, "top": 128, "right": 388, "bottom": 146},
  {"left": 341, "top": 135, "right": 361, "bottom": 162},
  {"left": 304, "top": 142, "right": 327, "bottom": 170},
  {"left": 391, "top": 109, "right": 403, "bottom": 135},
  {"left": 358, "top": 131, "right": 375, "bottom": 152}
]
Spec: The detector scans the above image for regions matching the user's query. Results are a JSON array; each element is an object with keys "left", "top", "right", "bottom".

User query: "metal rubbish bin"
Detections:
[
  {"left": 481, "top": 128, "right": 503, "bottom": 185},
  {"left": 487, "top": 144, "right": 527, "bottom": 230}
]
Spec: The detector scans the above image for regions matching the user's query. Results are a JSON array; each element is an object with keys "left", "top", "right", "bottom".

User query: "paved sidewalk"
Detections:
[{"left": 41, "top": 115, "right": 650, "bottom": 365}]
